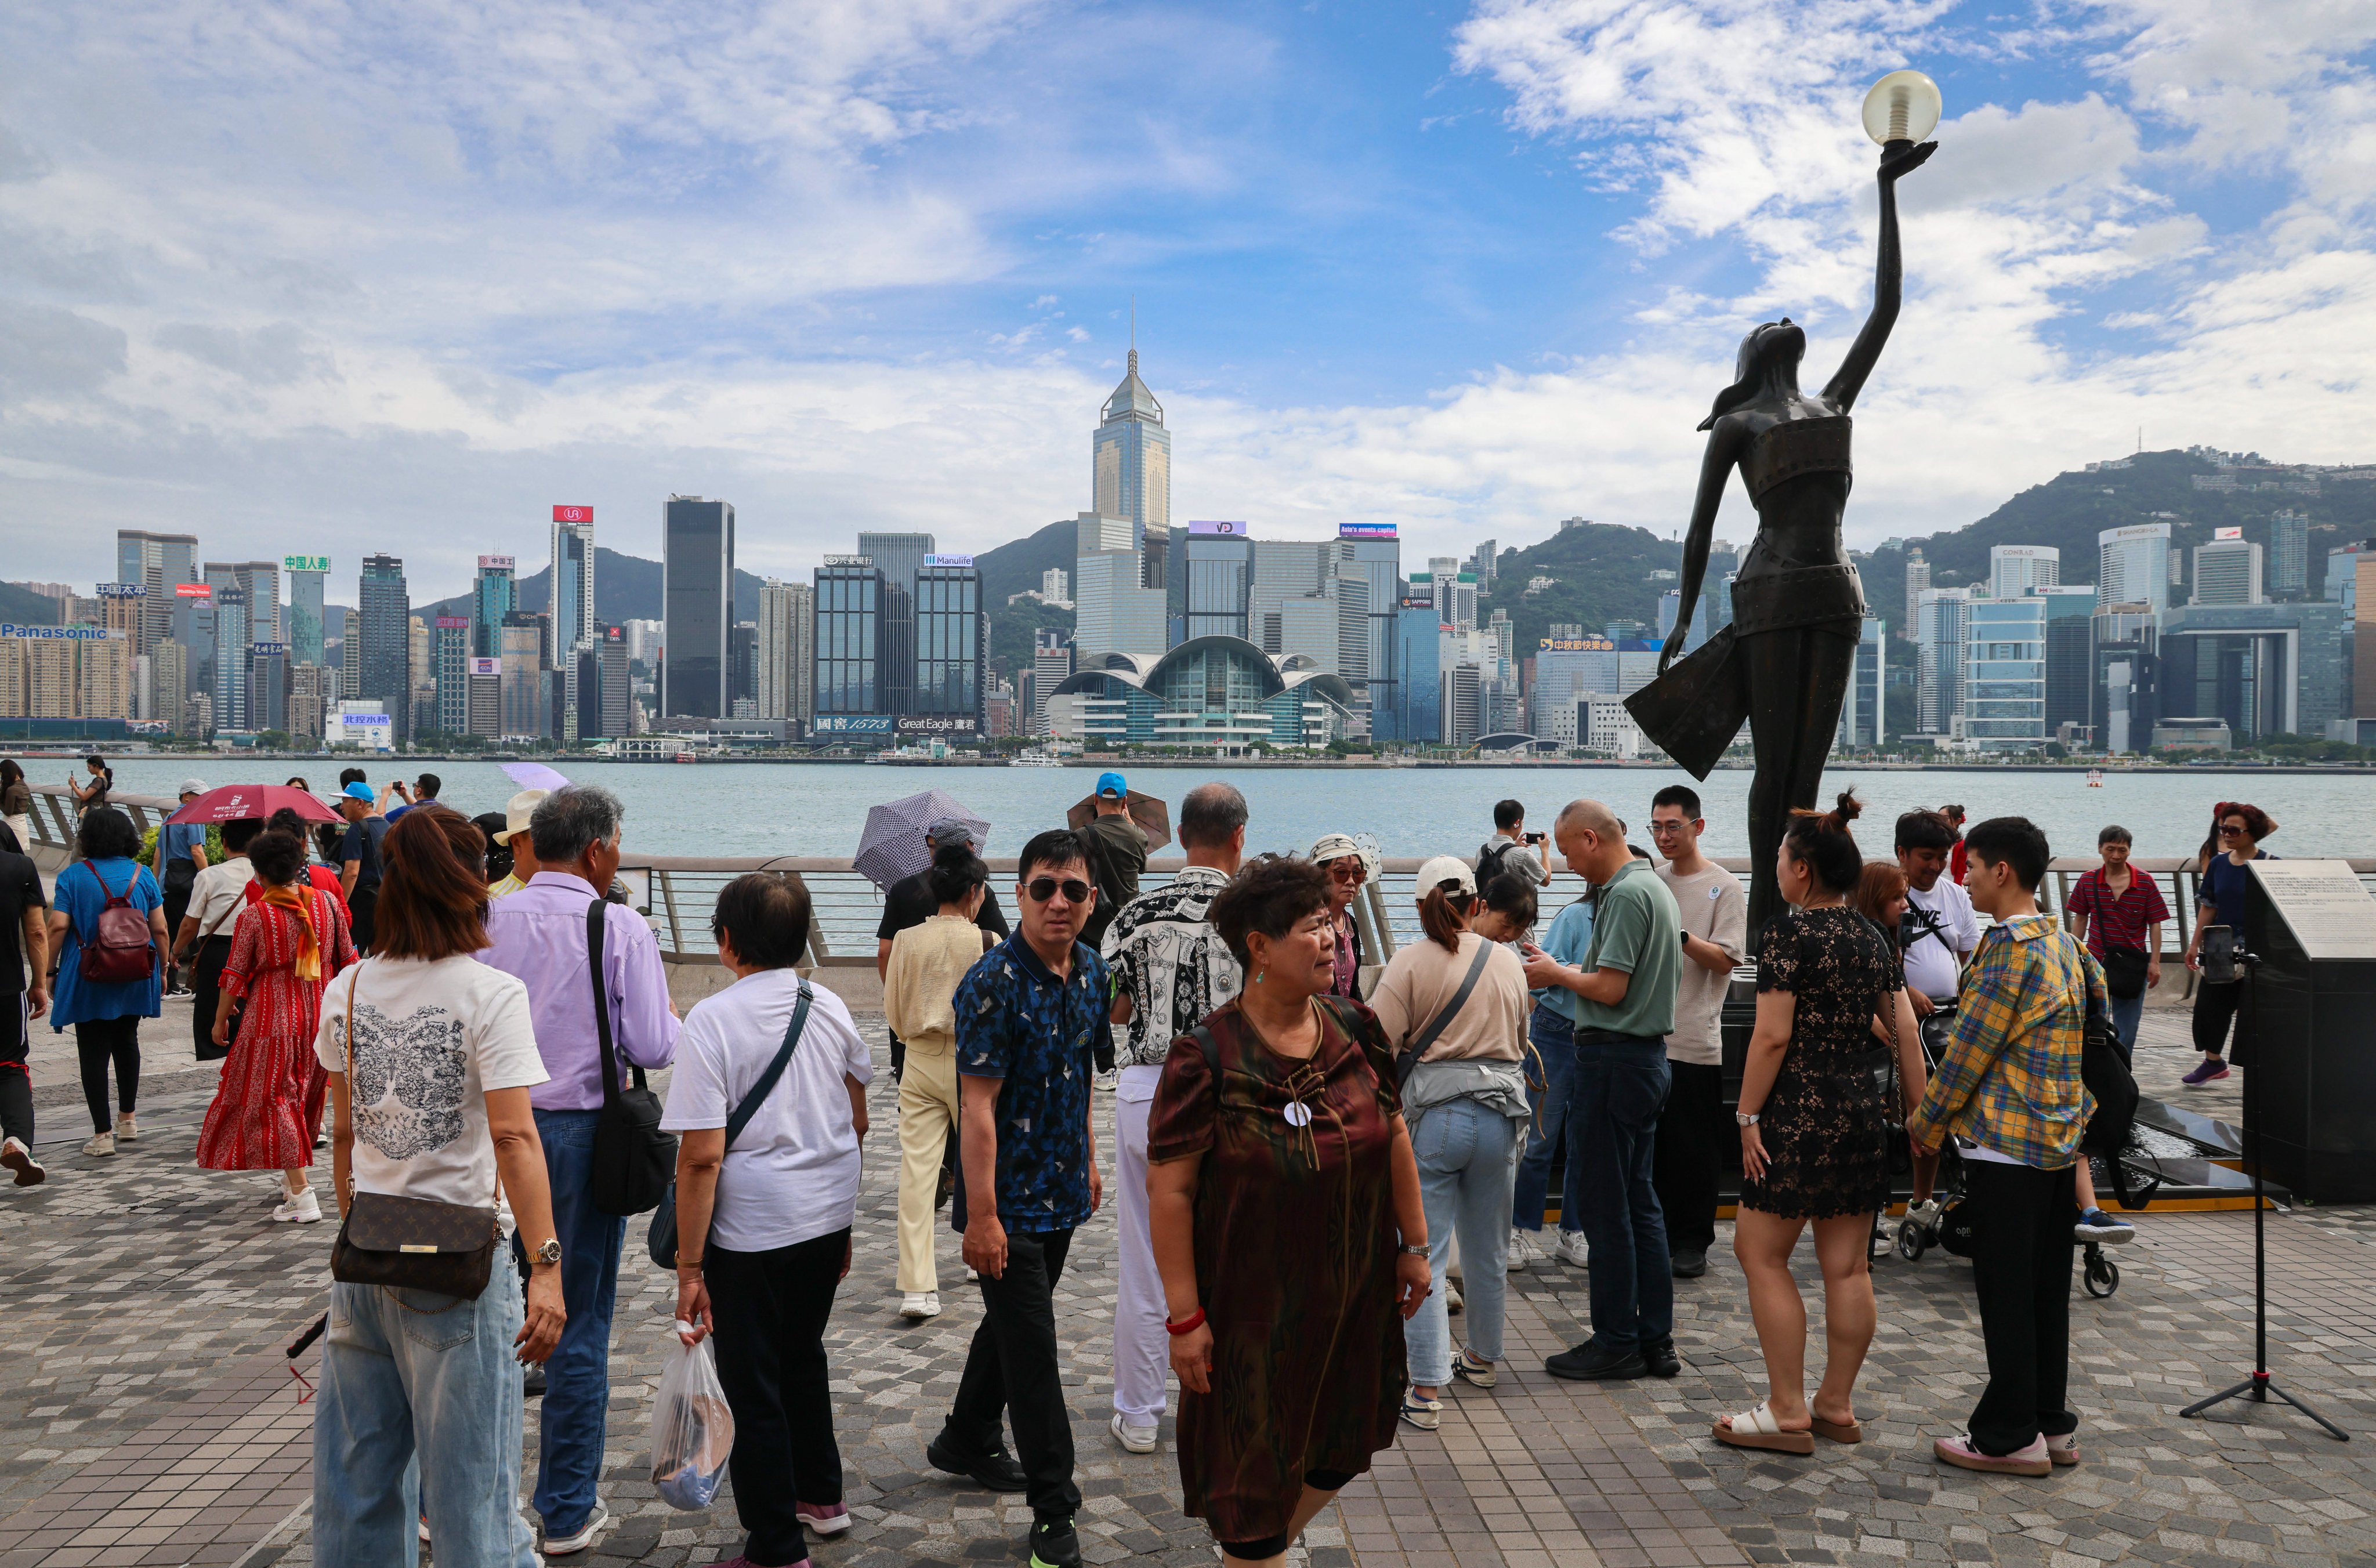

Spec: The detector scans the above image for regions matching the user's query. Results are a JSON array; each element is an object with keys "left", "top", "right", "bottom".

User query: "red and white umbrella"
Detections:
[{"left": 166, "top": 784, "right": 341, "bottom": 825}]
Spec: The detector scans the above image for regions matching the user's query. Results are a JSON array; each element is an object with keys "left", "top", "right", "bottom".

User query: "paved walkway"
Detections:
[{"left": 4, "top": 1002, "right": 2373, "bottom": 1568}]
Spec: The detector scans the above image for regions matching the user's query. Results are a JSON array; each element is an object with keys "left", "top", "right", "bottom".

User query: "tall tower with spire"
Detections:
[{"left": 1092, "top": 320, "right": 1172, "bottom": 561}]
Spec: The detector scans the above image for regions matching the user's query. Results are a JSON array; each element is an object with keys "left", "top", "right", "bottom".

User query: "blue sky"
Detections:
[{"left": 2, "top": 0, "right": 2373, "bottom": 600}]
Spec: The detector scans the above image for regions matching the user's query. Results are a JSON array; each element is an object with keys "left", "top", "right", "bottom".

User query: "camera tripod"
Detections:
[{"left": 2176, "top": 947, "right": 2349, "bottom": 1441}]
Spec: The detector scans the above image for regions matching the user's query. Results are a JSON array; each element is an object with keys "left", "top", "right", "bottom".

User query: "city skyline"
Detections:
[{"left": 3, "top": 6, "right": 2371, "bottom": 593}]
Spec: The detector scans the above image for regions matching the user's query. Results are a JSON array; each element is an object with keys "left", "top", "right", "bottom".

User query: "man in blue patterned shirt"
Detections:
[{"left": 929, "top": 828, "right": 1109, "bottom": 1568}]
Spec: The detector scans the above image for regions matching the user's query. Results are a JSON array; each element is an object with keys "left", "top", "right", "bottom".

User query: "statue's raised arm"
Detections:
[{"left": 1823, "top": 138, "right": 1935, "bottom": 412}]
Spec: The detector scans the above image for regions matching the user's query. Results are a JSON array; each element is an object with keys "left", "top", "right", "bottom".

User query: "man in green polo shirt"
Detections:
[{"left": 1521, "top": 796, "right": 1682, "bottom": 1381}]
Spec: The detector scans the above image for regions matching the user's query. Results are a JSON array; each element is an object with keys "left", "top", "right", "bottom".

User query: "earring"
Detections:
[{"left": 1256, "top": 970, "right": 1265, "bottom": 985}]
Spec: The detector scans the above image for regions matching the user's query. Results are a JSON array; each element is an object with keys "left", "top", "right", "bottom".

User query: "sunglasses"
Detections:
[
  {"left": 1326, "top": 860, "right": 1367, "bottom": 878},
  {"left": 1025, "top": 876, "right": 1094, "bottom": 904},
  {"left": 2219, "top": 824, "right": 2247, "bottom": 836}
]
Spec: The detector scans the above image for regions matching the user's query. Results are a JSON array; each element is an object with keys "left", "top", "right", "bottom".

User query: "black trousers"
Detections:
[
  {"left": 706, "top": 1229, "right": 851, "bottom": 1568},
  {"left": 1962, "top": 1160, "right": 2080, "bottom": 1456},
  {"left": 349, "top": 887, "right": 378, "bottom": 954},
  {"left": 161, "top": 868, "right": 194, "bottom": 988},
  {"left": 944, "top": 1226, "right": 1080, "bottom": 1522},
  {"left": 1, "top": 993, "right": 31, "bottom": 1150},
  {"left": 76, "top": 1015, "right": 140, "bottom": 1135},
  {"left": 2193, "top": 979, "right": 2243, "bottom": 1062},
  {"left": 1652, "top": 1060, "right": 1725, "bottom": 1255},
  {"left": 192, "top": 934, "right": 237, "bottom": 1062}
]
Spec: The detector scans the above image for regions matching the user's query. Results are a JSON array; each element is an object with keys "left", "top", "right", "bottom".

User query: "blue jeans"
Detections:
[
  {"left": 314, "top": 1270, "right": 537, "bottom": 1568},
  {"left": 1512, "top": 1008, "right": 1582, "bottom": 1232},
  {"left": 524, "top": 1109, "right": 626, "bottom": 1536},
  {"left": 2109, "top": 993, "right": 2142, "bottom": 1062},
  {"left": 1569, "top": 1031, "right": 1673, "bottom": 1353},
  {"left": 1407, "top": 1097, "right": 1522, "bottom": 1385}
]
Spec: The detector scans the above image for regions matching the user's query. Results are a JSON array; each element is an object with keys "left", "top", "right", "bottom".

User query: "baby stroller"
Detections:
[{"left": 1889, "top": 1000, "right": 2128, "bottom": 1299}]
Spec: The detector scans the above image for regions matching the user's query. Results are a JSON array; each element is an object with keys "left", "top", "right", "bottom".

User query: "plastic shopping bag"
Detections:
[{"left": 650, "top": 1328, "right": 735, "bottom": 1511}]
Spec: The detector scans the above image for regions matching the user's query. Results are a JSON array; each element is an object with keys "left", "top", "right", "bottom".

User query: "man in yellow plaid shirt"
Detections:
[{"left": 1908, "top": 816, "right": 2103, "bottom": 1479}]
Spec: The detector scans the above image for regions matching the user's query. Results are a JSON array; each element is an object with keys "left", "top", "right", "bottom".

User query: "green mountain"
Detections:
[
  {"left": 0, "top": 582, "right": 62, "bottom": 627},
  {"left": 415, "top": 546, "right": 767, "bottom": 627},
  {"left": 975, "top": 518, "right": 1078, "bottom": 675},
  {"left": 1477, "top": 522, "right": 1682, "bottom": 651}
]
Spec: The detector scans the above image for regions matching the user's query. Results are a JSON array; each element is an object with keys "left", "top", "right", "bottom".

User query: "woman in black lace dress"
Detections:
[{"left": 1715, "top": 794, "right": 1925, "bottom": 1455}]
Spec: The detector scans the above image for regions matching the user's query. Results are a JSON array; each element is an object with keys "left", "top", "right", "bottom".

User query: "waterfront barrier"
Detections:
[{"left": 24, "top": 786, "right": 2370, "bottom": 979}]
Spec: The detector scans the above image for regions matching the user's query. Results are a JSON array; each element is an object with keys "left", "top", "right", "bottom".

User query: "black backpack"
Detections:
[{"left": 1476, "top": 839, "right": 1519, "bottom": 888}]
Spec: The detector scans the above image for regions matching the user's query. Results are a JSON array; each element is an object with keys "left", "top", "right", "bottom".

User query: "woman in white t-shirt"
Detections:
[
  {"left": 1367, "top": 856, "right": 1532, "bottom": 1432},
  {"left": 663, "top": 872, "right": 874, "bottom": 1564},
  {"left": 312, "top": 806, "right": 564, "bottom": 1568}
]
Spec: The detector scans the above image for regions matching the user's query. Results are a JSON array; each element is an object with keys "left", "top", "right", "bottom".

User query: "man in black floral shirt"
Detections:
[{"left": 1099, "top": 782, "right": 1247, "bottom": 1454}]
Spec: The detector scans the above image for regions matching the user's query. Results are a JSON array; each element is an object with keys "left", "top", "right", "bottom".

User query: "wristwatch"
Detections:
[
  {"left": 1734, "top": 1111, "right": 1760, "bottom": 1127},
  {"left": 533, "top": 1237, "right": 562, "bottom": 1267}
]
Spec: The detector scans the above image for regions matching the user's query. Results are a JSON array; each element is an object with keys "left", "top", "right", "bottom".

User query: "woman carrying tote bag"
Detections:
[{"left": 313, "top": 806, "right": 566, "bottom": 1567}]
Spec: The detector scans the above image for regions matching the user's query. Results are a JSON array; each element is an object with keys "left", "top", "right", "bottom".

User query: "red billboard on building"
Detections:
[{"left": 553, "top": 505, "right": 593, "bottom": 524}]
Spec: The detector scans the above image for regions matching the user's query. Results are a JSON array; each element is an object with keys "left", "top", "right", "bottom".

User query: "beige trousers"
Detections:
[{"left": 895, "top": 1044, "right": 961, "bottom": 1294}]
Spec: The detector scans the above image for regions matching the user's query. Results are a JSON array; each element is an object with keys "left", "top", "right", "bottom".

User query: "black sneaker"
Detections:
[
  {"left": 926, "top": 1433, "right": 1030, "bottom": 1493},
  {"left": 1028, "top": 1515, "right": 1081, "bottom": 1568},
  {"left": 1545, "top": 1341, "right": 1647, "bottom": 1381},
  {"left": 1642, "top": 1338, "right": 1682, "bottom": 1378},
  {"left": 1670, "top": 1248, "right": 1708, "bottom": 1279}
]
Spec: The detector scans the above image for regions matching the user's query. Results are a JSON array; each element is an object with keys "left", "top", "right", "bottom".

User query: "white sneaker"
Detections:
[
  {"left": 1444, "top": 1279, "right": 1464, "bottom": 1314},
  {"left": 1906, "top": 1198, "right": 1943, "bottom": 1232},
  {"left": 114, "top": 1113, "right": 138, "bottom": 1144},
  {"left": 900, "top": 1291, "right": 942, "bottom": 1320},
  {"left": 1110, "top": 1412, "right": 1158, "bottom": 1454},
  {"left": 1555, "top": 1229, "right": 1590, "bottom": 1268},
  {"left": 965, "top": 1266, "right": 979, "bottom": 1283},
  {"left": 1, "top": 1136, "right": 43, "bottom": 1186},
  {"left": 541, "top": 1500, "right": 609, "bottom": 1556},
  {"left": 1508, "top": 1229, "right": 1544, "bottom": 1268},
  {"left": 273, "top": 1189, "right": 323, "bottom": 1224},
  {"left": 1093, "top": 1070, "right": 1119, "bottom": 1092},
  {"left": 82, "top": 1131, "right": 115, "bottom": 1158}
]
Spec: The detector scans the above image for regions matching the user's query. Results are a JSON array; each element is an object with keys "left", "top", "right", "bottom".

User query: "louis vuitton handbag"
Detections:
[{"left": 328, "top": 969, "right": 501, "bottom": 1301}]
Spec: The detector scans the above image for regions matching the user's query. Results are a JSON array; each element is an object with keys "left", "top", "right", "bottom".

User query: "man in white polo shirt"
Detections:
[{"left": 1897, "top": 809, "right": 1979, "bottom": 1013}]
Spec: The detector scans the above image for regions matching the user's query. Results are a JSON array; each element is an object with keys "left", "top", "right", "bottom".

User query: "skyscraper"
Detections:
[
  {"left": 1093, "top": 341, "right": 1171, "bottom": 549},
  {"left": 1183, "top": 523, "right": 1252, "bottom": 642},
  {"left": 1835, "top": 615, "right": 1885, "bottom": 751},
  {"left": 472, "top": 556, "right": 515, "bottom": 659},
  {"left": 116, "top": 530, "right": 199, "bottom": 654},
  {"left": 432, "top": 616, "right": 471, "bottom": 735},
  {"left": 1963, "top": 596, "right": 2047, "bottom": 750},
  {"left": 1989, "top": 545, "right": 2059, "bottom": 599},
  {"left": 1248, "top": 541, "right": 1324, "bottom": 653},
  {"left": 1031, "top": 629, "right": 1073, "bottom": 734},
  {"left": 1073, "top": 549, "right": 1165, "bottom": 661},
  {"left": 575, "top": 627, "right": 632, "bottom": 740},
  {"left": 913, "top": 556, "right": 984, "bottom": 731},
  {"left": 1903, "top": 546, "right": 1931, "bottom": 635},
  {"left": 550, "top": 506, "right": 597, "bottom": 664},
  {"left": 212, "top": 587, "right": 250, "bottom": 730},
  {"left": 2097, "top": 523, "right": 2171, "bottom": 611},
  {"left": 813, "top": 559, "right": 883, "bottom": 720},
  {"left": 757, "top": 579, "right": 814, "bottom": 723},
  {"left": 1335, "top": 525, "right": 1401, "bottom": 727},
  {"left": 339, "top": 607, "right": 361, "bottom": 700},
  {"left": 663, "top": 495, "right": 734, "bottom": 718},
  {"left": 357, "top": 555, "right": 411, "bottom": 735},
  {"left": 2193, "top": 533, "right": 2264, "bottom": 606},
  {"left": 856, "top": 534, "right": 935, "bottom": 600},
  {"left": 2270, "top": 510, "right": 2308, "bottom": 599},
  {"left": 285, "top": 556, "right": 328, "bottom": 665},
  {"left": 500, "top": 611, "right": 546, "bottom": 737},
  {"left": 1917, "top": 586, "right": 1970, "bottom": 734}
]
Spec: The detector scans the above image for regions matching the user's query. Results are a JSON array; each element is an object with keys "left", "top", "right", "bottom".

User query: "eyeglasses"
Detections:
[
  {"left": 1025, "top": 876, "right": 1093, "bottom": 904},
  {"left": 1647, "top": 819, "right": 1699, "bottom": 835},
  {"left": 2218, "top": 824, "right": 2247, "bottom": 837}
]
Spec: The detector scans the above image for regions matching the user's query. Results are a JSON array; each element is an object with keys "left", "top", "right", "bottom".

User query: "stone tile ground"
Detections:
[{"left": 4, "top": 1002, "right": 2372, "bottom": 1567}]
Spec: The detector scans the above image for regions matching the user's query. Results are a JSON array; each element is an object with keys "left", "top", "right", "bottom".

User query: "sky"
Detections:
[{"left": 2, "top": 0, "right": 2373, "bottom": 604}]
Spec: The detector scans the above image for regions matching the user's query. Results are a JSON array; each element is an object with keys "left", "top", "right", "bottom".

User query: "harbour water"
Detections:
[{"left": 47, "top": 756, "right": 2376, "bottom": 863}]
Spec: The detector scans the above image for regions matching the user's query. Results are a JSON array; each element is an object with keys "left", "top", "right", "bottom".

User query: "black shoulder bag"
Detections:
[
  {"left": 588, "top": 900, "right": 678, "bottom": 1217},
  {"left": 648, "top": 979, "right": 812, "bottom": 1269}
]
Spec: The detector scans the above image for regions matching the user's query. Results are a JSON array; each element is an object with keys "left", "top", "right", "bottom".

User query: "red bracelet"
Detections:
[{"left": 1164, "top": 1308, "right": 1206, "bottom": 1336}]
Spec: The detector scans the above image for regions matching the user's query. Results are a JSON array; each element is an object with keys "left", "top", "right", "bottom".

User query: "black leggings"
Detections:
[
  {"left": 1218, "top": 1470, "right": 1357, "bottom": 1560},
  {"left": 77, "top": 1016, "right": 140, "bottom": 1135},
  {"left": 2193, "top": 979, "right": 2242, "bottom": 1062}
]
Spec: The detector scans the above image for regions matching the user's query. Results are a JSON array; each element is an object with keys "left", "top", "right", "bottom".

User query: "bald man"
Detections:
[{"left": 1522, "top": 798, "right": 1683, "bottom": 1381}]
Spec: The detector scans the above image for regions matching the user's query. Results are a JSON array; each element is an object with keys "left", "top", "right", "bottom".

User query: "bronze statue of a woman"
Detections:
[{"left": 1627, "top": 124, "right": 1936, "bottom": 937}]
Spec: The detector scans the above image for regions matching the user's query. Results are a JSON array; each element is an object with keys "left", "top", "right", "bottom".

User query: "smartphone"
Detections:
[{"left": 2199, "top": 925, "right": 2237, "bottom": 985}]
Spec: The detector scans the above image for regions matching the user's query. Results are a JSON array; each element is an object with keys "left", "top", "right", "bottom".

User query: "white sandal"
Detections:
[{"left": 1713, "top": 1399, "right": 1814, "bottom": 1454}]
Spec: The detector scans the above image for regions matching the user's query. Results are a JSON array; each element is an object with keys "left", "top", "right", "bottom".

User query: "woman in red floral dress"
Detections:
[{"left": 195, "top": 827, "right": 356, "bottom": 1223}]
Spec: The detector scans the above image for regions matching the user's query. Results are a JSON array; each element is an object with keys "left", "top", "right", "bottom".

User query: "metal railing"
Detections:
[{"left": 23, "top": 788, "right": 2375, "bottom": 977}]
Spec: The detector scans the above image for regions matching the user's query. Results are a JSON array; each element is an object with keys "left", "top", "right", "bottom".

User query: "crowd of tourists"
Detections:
[{"left": 0, "top": 756, "right": 2286, "bottom": 1566}]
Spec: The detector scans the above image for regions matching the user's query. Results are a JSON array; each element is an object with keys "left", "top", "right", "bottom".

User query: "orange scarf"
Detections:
[{"left": 261, "top": 882, "right": 321, "bottom": 982}]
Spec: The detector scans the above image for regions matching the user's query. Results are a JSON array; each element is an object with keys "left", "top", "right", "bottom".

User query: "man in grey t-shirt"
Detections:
[{"left": 1479, "top": 798, "right": 1551, "bottom": 889}]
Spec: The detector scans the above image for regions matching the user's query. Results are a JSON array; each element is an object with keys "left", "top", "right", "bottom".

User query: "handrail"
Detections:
[{"left": 22, "top": 787, "right": 2373, "bottom": 975}]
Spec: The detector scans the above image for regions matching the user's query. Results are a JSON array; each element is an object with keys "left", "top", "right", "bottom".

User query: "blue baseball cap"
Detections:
[
  {"left": 1095, "top": 771, "right": 1127, "bottom": 800},
  {"left": 342, "top": 781, "right": 376, "bottom": 802}
]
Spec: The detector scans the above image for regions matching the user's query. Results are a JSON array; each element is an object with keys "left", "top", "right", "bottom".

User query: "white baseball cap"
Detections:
[{"left": 1414, "top": 854, "right": 1477, "bottom": 900}]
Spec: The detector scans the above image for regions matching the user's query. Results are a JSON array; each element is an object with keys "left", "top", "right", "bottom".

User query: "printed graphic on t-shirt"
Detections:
[{"left": 351, "top": 1002, "right": 469, "bottom": 1159}]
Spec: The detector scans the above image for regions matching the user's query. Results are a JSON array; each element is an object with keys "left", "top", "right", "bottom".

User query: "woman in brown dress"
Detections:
[{"left": 1147, "top": 856, "right": 1429, "bottom": 1568}]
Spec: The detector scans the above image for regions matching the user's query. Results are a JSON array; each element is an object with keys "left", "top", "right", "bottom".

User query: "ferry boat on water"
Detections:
[
  {"left": 2087, "top": 768, "right": 2105, "bottom": 787},
  {"left": 1011, "top": 750, "right": 1065, "bottom": 767}
]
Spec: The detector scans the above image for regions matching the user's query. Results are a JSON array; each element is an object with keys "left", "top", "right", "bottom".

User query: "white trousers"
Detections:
[{"left": 1111, "top": 1064, "right": 1169, "bottom": 1425}]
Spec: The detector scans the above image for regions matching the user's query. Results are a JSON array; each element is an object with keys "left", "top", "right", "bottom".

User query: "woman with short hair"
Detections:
[
  {"left": 1370, "top": 856, "right": 1532, "bottom": 1431},
  {"left": 0, "top": 758, "right": 32, "bottom": 852},
  {"left": 313, "top": 806, "right": 565, "bottom": 1567},
  {"left": 1148, "top": 856, "right": 1429, "bottom": 1568},
  {"left": 45, "top": 807, "right": 167, "bottom": 1157},
  {"left": 1307, "top": 834, "right": 1372, "bottom": 1001},
  {"left": 195, "top": 829, "right": 356, "bottom": 1223},
  {"left": 2181, "top": 802, "right": 2276, "bottom": 1087},
  {"left": 1718, "top": 793, "right": 1925, "bottom": 1455},
  {"left": 667, "top": 872, "right": 876, "bottom": 1567}
]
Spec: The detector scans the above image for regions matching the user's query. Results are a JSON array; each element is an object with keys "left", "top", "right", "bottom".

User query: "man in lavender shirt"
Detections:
[{"left": 483, "top": 785, "right": 679, "bottom": 1556}]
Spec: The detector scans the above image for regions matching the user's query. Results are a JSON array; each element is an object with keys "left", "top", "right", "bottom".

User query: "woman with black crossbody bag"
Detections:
[
  {"left": 660, "top": 873, "right": 879, "bottom": 1564},
  {"left": 313, "top": 805, "right": 567, "bottom": 1566}
]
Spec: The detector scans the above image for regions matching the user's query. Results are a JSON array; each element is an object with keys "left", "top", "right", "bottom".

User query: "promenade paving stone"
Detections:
[{"left": 5, "top": 1006, "right": 2373, "bottom": 1567}]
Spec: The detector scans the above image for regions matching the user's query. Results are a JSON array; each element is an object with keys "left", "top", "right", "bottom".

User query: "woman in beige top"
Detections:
[
  {"left": 883, "top": 842, "right": 997, "bottom": 1321},
  {"left": 1367, "top": 855, "right": 1532, "bottom": 1429}
]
